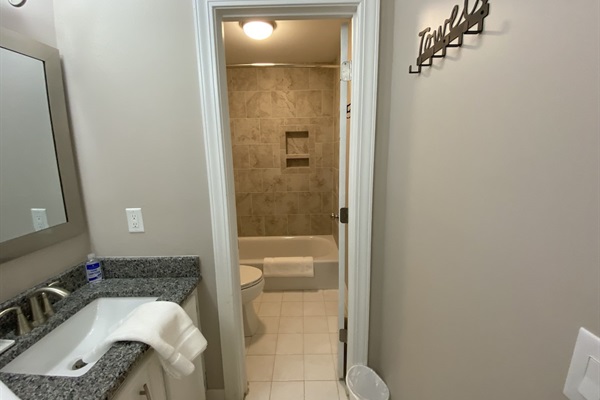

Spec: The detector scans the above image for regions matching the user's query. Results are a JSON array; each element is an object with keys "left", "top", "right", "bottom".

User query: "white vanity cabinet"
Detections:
[
  {"left": 112, "top": 290, "right": 206, "bottom": 400},
  {"left": 112, "top": 350, "right": 167, "bottom": 400},
  {"left": 163, "top": 290, "right": 207, "bottom": 400}
]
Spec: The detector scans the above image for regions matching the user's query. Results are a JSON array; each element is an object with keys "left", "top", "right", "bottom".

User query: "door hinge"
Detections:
[
  {"left": 339, "top": 207, "right": 348, "bottom": 224},
  {"left": 341, "top": 61, "right": 352, "bottom": 81},
  {"left": 339, "top": 328, "right": 348, "bottom": 343}
]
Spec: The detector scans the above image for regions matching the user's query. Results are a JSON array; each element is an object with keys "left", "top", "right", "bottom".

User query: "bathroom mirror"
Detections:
[{"left": 0, "top": 28, "right": 86, "bottom": 262}]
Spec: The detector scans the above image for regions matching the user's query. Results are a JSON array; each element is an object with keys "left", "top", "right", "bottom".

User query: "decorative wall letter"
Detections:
[{"left": 409, "top": 0, "right": 490, "bottom": 74}]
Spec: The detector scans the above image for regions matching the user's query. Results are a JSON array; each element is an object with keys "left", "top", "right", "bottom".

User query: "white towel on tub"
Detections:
[{"left": 263, "top": 256, "right": 314, "bottom": 277}]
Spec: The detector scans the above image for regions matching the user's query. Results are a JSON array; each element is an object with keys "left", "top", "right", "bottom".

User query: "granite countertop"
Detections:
[{"left": 0, "top": 257, "right": 201, "bottom": 400}]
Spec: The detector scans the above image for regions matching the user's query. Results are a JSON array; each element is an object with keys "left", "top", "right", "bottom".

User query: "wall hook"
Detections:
[{"left": 408, "top": 0, "right": 490, "bottom": 74}]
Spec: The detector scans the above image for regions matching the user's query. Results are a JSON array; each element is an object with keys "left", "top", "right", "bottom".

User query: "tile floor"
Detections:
[{"left": 244, "top": 289, "right": 349, "bottom": 400}]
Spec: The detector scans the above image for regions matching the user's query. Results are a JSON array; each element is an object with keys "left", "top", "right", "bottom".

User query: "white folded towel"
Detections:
[
  {"left": 263, "top": 256, "right": 315, "bottom": 277},
  {"left": 82, "top": 301, "right": 207, "bottom": 379}
]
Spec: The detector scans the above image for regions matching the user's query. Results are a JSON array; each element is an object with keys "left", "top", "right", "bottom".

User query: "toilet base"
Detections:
[{"left": 243, "top": 301, "right": 259, "bottom": 337}]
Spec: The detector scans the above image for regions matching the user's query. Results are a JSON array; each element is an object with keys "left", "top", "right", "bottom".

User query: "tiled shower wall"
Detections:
[{"left": 227, "top": 67, "right": 338, "bottom": 237}]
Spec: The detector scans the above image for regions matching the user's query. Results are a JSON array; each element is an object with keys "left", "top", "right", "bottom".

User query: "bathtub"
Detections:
[{"left": 238, "top": 235, "right": 339, "bottom": 291}]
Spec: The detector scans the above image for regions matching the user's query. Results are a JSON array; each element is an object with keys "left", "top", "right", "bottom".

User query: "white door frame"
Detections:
[
  {"left": 337, "top": 21, "right": 350, "bottom": 378},
  {"left": 193, "top": 1, "right": 380, "bottom": 398}
]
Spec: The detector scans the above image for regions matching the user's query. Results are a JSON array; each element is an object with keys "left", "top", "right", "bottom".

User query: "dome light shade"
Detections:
[{"left": 242, "top": 21, "right": 275, "bottom": 40}]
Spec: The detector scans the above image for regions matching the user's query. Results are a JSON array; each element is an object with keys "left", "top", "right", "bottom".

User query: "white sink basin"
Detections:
[{"left": 0, "top": 297, "right": 157, "bottom": 377}]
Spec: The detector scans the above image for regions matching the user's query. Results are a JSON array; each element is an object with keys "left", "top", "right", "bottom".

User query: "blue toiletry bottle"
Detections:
[{"left": 86, "top": 253, "right": 103, "bottom": 283}]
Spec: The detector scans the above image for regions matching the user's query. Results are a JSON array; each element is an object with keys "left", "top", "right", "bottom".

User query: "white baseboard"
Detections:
[{"left": 206, "top": 389, "right": 225, "bottom": 400}]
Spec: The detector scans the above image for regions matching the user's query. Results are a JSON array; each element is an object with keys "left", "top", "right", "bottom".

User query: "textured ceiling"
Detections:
[{"left": 223, "top": 19, "right": 345, "bottom": 65}]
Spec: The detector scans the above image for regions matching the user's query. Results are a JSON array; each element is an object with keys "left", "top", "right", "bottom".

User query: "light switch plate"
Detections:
[
  {"left": 31, "top": 208, "right": 49, "bottom": 231},
  {"left": 564, "top": 328, "right": 600, "bottom": 400}
]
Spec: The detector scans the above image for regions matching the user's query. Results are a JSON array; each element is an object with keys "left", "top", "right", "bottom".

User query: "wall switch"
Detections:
[
  {"left": 31, "top": 208, "right": 49, "bottom": 231},
  {"left": 564, "top": 328, "right": 600, "bottom": 400},
  {"left": 125, "top": 208, "right": 145, "bottom": 233}
]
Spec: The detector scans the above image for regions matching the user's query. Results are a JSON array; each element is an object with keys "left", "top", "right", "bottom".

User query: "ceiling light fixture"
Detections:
[{"left": 241, "top": 21, "right": 276, "bottom": 40}]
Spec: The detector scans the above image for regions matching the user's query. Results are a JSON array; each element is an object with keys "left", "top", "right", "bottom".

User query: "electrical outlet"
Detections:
[
  {"left": 31, "top": 208, "right": 49, "bottom": 231},
  {"left": 125, "top": 208, "right": 145, "bottom": 232},
  {"left": 565, "top": 328, "right": 600, "bottom": 400}
]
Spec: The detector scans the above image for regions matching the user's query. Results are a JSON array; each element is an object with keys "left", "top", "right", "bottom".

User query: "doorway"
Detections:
[
  {"left": 193, "top": 1, "right": 380, "bottom": 399},
  {"left": 224, "top": 18, "right": 349, "bottom": 397}
]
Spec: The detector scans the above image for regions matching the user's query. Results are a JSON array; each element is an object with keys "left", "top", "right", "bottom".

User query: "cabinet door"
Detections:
[
  {"left": 112, "top": 351, "right": 167, "bottom": 400},
  {"left": 163, "top": 290, "right": 207, "bottom": 400}
]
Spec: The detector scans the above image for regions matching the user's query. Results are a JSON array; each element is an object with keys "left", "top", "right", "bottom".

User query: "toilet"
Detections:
[{"left": 240, "top": 265, "right": 264, "bottom": 337}]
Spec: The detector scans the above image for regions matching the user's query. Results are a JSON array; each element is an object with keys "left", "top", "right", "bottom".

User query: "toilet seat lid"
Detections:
[{"left": 240, "top": 265, "right": 263, "bottom": 289}]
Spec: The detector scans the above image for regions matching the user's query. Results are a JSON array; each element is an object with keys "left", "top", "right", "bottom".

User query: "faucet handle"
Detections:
[
  {"left": 0, "top": 306, "right": 32, "bottom": 336},
  {"left": 14, "top": 307, "right": 32, "bottom": 336},
  {"left": 29, "top": 285, "right": 70, "bottom": 320},
  {"left": 42, "top": 281, "right": 62, "bottom": 317},
  {"left": 28, "top": 296, "right": 46, "bottom": 327},
  {"left": 41, "top": 293, "right": 55, "bottom": 317}
]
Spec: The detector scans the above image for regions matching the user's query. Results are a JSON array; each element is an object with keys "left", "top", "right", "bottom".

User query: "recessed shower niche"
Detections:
[{"left": 285, "top": 131, "right": 309, "bottom": 168}]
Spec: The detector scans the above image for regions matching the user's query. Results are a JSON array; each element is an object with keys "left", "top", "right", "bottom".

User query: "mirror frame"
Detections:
[{"left": 0, "top": 28, "right": 86, "bottom": 262}]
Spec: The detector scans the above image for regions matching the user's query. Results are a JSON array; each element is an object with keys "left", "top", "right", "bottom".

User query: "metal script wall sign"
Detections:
[{"left": 409, "top": 0, "right": 490, "bottom": 74}]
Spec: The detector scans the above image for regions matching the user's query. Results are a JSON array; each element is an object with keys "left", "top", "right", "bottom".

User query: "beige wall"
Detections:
[
  {"left": 227, "top": 67, "right": 337, "bottom": 237},
  {"left": 53, "top": 0, "right": 223, "bottom": 389},
  {"left": 0, "top": 0, "right": 56, "bottom": 47},
  {"left": 0, "top": 0, "right": 91, "bottom": 302},
  {"left": 369, "top": 0, "right": 600, "bottom": 399}
]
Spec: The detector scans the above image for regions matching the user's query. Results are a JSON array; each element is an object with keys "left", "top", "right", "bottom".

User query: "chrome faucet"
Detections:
[
  {"left": 0, "top": 306, "right": 32, "bottom": 336},
  {"left": 28, "top": 284, "right": 70, "bottom": 326}
]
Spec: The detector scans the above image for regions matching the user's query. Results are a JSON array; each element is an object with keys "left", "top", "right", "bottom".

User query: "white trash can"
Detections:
[{"left": 346, "top": 365, "right": 390, "bottom": 400}]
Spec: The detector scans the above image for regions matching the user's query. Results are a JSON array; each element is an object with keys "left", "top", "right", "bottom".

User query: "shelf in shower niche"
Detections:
[
  {"left": 286, "top": 157, "right": 309, "bottom": 168},
  {"left": 286, "top": 154, "right": 309, "bottom": 159},
  {"left": 285, "top": 130, "right": 310, "bottom": 168}
]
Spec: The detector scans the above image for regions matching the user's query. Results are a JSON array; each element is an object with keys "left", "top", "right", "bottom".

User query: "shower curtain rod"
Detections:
[{"left": 226, "top": 63, "right": 339, "bottom": 68}]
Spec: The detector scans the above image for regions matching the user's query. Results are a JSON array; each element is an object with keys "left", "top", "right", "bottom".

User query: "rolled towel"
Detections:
[
  {"left": 263, "top": 256, "right": 314, "bottom": 277},
  {"left": 82, "top": 301, "right": 207, "bottom": 379}
]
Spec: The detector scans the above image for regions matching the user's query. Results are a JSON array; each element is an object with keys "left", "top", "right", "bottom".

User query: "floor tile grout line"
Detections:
[{"left": 247, "top": 289, "right": 345, "bottom": 399}]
